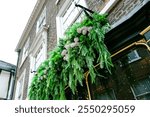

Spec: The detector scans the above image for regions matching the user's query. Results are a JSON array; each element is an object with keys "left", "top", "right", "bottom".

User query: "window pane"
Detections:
[
  {"left": 36, "top": 7, "right": 46, "bottom": 32},
  {"left": 16, "top": 70, "right": 25, "bottom": 100},
  {"left": 62, "top": 3, "right": 81, "bottom": 31},
  {"left": 61, "top": 0, "right": 86, "bottom": 34},
  {"left": 128, "top": 50, "right": 141, "bottom": 63},
  {"left": 35, "top": 46, "right": 44, "bottom": 70},
  {"left": 137, "top": 93, "right": 150, "bottom": 100},
  {"left": 132, "top": 76, "right": 150, "bottom": 98},
  {"left": 18, "top": 79, "right": 23, "bottom": 99},
  {"left": 144, "top": 31, "right": 150, "bottom": 40}
]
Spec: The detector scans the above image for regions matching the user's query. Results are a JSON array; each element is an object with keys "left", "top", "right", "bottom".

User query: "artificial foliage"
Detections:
[{"left": 28, "top": 12, "right": 113, "bottom": 100}]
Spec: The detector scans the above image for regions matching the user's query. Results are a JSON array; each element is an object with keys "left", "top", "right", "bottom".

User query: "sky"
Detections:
[{"left": 0, "top": 0, "right": 37, "bottom": 65}]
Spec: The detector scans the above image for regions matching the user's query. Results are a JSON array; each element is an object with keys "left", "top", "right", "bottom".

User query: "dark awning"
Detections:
[{"left": 105, "top": 0, "right": 150, "bottom": 53}]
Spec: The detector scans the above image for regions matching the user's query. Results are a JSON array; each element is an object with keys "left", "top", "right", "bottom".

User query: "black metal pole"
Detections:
[{"left": 75, "top": 4, "right": 94, "bottom": 14}]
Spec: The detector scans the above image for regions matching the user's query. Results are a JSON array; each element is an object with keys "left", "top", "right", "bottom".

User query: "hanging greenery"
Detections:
[{"left": 28, "top": 12, "right": 113, "bottom": 100}]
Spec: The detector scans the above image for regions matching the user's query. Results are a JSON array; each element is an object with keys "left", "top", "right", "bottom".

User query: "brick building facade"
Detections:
[{"left": 14, "top": 0, "right": 150, "bottom": 100}]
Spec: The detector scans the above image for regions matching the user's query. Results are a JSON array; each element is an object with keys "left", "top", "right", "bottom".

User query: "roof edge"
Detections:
[{"left": 15, "top": 0, "right": 45, "bottom": 52}]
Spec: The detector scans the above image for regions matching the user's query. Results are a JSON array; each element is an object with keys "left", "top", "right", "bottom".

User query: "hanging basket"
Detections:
[{"left": 28, "top": 12, "right": 113, "bottom": 100}]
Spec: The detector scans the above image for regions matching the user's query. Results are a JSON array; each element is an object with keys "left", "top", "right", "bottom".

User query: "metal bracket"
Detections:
[{"left": 75, "top": 4, "right": 94, "bottom": 19}]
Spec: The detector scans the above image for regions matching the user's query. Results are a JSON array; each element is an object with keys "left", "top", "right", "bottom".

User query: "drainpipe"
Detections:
[
  {"left": 7, "top": 70, "right": 16, "bottom": 100},
  {"left": 6, "top": 71, "right": 12, "bottom": 99}
]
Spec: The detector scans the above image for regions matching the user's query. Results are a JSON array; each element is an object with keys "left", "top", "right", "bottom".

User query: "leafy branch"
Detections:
[{"left": 28, "top": 13, "right": 113, "bottom": 100}]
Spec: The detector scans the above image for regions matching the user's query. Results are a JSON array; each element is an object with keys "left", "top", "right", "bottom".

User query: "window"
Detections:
[
  {"left": 61, "top": 0, "right": 86, "bottom": 32},
  {"left": 28, "top": 45, "right": 46, "bottom": 94},
  {"left": 29, "top": 44, "right": 46, "bottom": 81},
  {"left": 128, "top": 50, "right": 141, "bottom": 63},
  {"left": 34, "top": 46, "right": 45, "bottom": 71},
  {"left": 28, "top": 21, "right": 47, "bottom": 92},
  {"left": 17, "top": 78, "right": 23, "bottom": 99},
  {"left": 131, "top": 76, "right": 150, "bottom": 100},
  {"left": 56, "top": 0, "right": 87, "bottom": 42},
  {"left": 36, "top": 7, "right": 46, "bottom": 33},
  {"left": 15, "top": 69, "right": 26, "bottom": 100},
  {"left": 21, "top": 38, "right": 30, "bottom": 66},
  {"left": 144, "top": 30, "right": 150, "bottom": 41}
]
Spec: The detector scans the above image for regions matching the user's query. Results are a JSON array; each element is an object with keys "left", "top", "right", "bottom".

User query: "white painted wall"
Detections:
[{"left": 0, "top": 70, "right": 10, "bottom": 99}]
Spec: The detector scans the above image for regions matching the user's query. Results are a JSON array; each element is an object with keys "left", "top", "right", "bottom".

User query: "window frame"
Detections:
[
  {"left": 15, "top": 69, "right": 26, "bottom": 100},
  {"left": 56, "top": 0, "right": 87, "bottom": 43},
  {"left": 130, "top": 76, "right": 150, "bottom": 100},
  {"left": 33, "top": 45, "right": 45, "bottom": 71},
  {"left": 56, "top": 0, "right": 119, "bottom": 43},
  {"left": 28, "top": 26, "right": 47, "bottom": 93},
  {"left": 27, "top": 42, "right": 46, "bottom": 96},
  {"left": 20, "top": 38, "right": 30, "bottom": 67},
  {"left": 127, "top": 50, "right": 141, "bottom": 63},
  {"left": 36, "top": 7, "right": 46, "bottom": 33},
  {"left": 144, "top": 30, "right": 150, "bottom": 41}
]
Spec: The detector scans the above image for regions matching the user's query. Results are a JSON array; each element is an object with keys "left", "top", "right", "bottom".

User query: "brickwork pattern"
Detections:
[
  {"left": 108, "top": 0, "right": 144, "bottom": 24},
  {"left": 86, "top": 0, "right": 110, "bottom": 12}
]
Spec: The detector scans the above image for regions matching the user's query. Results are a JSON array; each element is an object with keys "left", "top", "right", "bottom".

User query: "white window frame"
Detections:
[
  {"left": 28, "top": 27, "right": 47, "bottom": 93},
  {"left": 20, "top": 37, "right": 30, "bottom": 67},
  {"left": 15, "top": 69, "right": 26, "bottom": 100},
  {"left": 56, "top": 0, "right": 87, "bottom": 43},
  {"left": 128, "top": 50, "right": 141, "bottom": 63},
  {"left": 36, "top": 7, "right": 46, "bottom": 33},
  {"left": 27, "top": 46, "right": 46, "bottom": 96},
  {"left": 56, "top": 0, "right": 119, "bottom": 43},
  {"left": 33, "top": 45, "right": 45, "bottom": 71},
  {"left": 31, "top": 33, "right": 47, "bottom": 72}
]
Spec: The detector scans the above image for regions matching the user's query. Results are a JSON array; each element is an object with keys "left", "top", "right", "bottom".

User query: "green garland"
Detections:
[{"left": 28, "top": 13, "right": 113, "bottom": 100}]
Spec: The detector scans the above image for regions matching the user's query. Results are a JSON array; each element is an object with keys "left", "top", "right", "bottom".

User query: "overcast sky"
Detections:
[{"left": 0, "top": 0, "right": 37, "bottom": 65}]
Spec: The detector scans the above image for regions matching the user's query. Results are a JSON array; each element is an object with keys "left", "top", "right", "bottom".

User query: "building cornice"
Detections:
[{"left": 15, "top": 0, "right": 46, "bottom": 52}]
